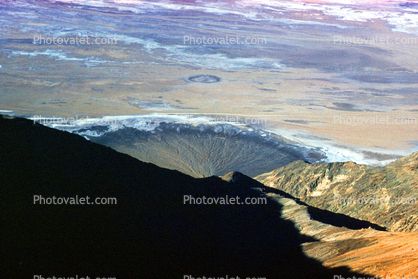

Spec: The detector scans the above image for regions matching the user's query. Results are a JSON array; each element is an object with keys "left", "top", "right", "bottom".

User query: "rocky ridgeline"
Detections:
[
  {"left": 1, "top": 115, "right": 367, "bottom": 279},
  {"left": 255, "top": 153, "right": 418, "bottom": 232}
]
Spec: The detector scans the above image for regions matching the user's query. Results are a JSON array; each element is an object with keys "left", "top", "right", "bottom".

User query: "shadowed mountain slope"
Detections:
[
  {"left": 0, "top": 116, "right": 368, "bottom": 279},
  {"left": 266, "top": 190, "right": 418, "bottom": 278},
  {"left": 255, "top": 157, "right": 418, "bottom": 232},
  {"left": 222, "top": 171, "right": 386, "bottom": 231},
  {"left": 226, "top": 172, "right": 418, "bottom": 278}
]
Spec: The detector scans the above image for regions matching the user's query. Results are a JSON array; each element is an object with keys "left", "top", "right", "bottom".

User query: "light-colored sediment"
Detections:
[{"left": 1, "top": 0, "right": 418, "bottom": 162}]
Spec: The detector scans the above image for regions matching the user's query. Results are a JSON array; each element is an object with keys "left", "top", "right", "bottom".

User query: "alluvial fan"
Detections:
[{"left": 86, "top": 122, "right": 324, "bottom": 178}]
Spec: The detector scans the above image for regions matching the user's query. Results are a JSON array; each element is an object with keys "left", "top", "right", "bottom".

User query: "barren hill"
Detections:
[
  {"left": 255, "top": 155, "right": 418, "bottom": 232},
  {"left": 0, "top": 115, "right": 365, "bottom": 279}
]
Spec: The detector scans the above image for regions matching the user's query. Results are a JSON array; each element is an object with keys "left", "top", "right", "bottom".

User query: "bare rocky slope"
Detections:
[
  {"left": 224, "top": 171, "right": 418, "bottom": 278},
  {"left": 1, "top": 115, "right": 365, "bottom": 279},
  {"left": 86, "top": 122, "right": 323, "bottom": 178},
  {"left": 266, "top": 188, "right": 418, "bottom": 278},
  {"left": 255, "top": 154, "right": 418, "bottom": 232},
  {"left": 4, "top": 115, "right": 418, "bottom": 278}
]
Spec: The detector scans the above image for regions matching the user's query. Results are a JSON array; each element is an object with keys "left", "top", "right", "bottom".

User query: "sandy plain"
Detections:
[{"left": 1, "top": 0, "right": 418, "bottom": 163}]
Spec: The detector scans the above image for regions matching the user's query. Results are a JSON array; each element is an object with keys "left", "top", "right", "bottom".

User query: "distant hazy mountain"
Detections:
[
  {"left": 255, "top": 154, "right": 418, "bottom": 232},
  {"left": 1, "top": 115, "right": 367, "bottom": 279}
]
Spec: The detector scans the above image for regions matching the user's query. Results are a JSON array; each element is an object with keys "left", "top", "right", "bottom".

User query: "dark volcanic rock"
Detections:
[
  {"left": 188, "top": 74, "right": 221, "bottom": 83},
  {"left": 1, "top": 115, "right": 369, "bottom": 279}
]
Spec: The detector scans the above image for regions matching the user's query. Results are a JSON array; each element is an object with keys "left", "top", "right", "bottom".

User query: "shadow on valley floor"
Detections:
[{"left": 1, "top": 116, "right": 373, "bottom": 279}]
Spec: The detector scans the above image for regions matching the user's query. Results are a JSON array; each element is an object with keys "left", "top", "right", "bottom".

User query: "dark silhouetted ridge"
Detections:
[{"left": 1, "top": 116, "right": 371, "bottom": 279}]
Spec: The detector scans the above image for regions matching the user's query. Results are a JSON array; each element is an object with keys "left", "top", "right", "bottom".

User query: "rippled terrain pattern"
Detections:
[{"left": 89, "top": 122, "right": 324, "bottom": 177}]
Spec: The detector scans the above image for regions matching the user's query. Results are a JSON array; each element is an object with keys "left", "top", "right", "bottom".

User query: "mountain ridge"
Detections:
[
  {"left": 255, "top": 153, "right": 418, "bottom": 232},
  {"left": 0, "top": 115, "right": 368, "bottom": 279}
]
